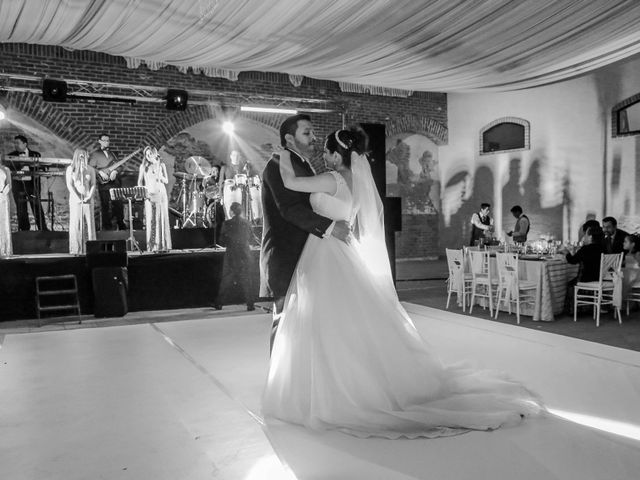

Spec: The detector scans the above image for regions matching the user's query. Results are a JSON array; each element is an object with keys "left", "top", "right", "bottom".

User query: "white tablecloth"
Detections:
[{"left": 472, "top": 256, "right": 579, "bottom": 321}]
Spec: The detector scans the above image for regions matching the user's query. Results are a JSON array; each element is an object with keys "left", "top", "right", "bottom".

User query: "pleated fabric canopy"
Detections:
[{"left": 2, "top": 0, "right": 640, "bottom": 92}]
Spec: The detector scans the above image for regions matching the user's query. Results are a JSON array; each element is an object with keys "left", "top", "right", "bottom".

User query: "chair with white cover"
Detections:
[
  {"left": 574, "top": 253, "right": 624, "bottom": 327},
  {"left": 445, "top": 248, "right": 472, "bottom": 312},
  {"left": 494, "top": 252, "right": 538, "bottom": 324},
  {"left": 468, "top": 250, "right": 499, "bottom": 317}
]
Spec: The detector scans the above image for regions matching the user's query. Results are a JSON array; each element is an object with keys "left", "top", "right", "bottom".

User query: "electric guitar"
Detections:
[{"left": 97, "top": 148, "right": 142, "bottom": 184}]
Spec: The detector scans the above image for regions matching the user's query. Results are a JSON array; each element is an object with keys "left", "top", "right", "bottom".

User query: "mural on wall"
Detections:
[{"left": 385, "top": 133, "right": 440, "bottom": 215}]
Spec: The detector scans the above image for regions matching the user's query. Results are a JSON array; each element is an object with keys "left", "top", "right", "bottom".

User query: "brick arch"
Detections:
[
  {"left": 385, "top": 115, "right": 448, "bottom": 145},
  {"left": 0, "top": 91, "right": 94, "bottom": 149},
  {"left": 141, "top": 106, "right": 280, "bottom": 148}
]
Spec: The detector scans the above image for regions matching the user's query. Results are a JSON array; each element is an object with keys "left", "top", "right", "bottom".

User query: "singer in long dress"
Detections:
[
  {"left": 0, "top": 165, "right": 13, "bottom": 256},
  {"left": 262, "top": 129, "right": 544, "bottom": 439},
  {"left": 138, "top": 146, "right": 171, "bottom": 252},
  {"left": 65, "top": 149, "right": 96, "bottom": 255}
]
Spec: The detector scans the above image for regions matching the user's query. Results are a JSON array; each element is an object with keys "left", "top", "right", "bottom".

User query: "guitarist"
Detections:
[{"left": 89, "top": 134, "right": 126, "bottom": 230}]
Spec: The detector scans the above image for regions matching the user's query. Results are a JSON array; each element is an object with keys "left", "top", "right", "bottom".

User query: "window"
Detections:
[{"left": 479, "top": 117, "right": 530, "bottom": 155}]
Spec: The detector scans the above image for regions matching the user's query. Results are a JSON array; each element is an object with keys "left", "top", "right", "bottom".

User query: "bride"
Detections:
[{"left": 262, "top": 128, "right": 544, "bottom": 439}]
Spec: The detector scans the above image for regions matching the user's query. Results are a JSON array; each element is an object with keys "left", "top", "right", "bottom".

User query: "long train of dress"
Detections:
[{"left": 262, "top": 171, "right": 544, "bottom": 439}]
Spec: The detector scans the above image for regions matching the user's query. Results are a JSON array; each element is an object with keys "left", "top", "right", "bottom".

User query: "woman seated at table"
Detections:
[
  {"left": 623, "top": 234, "right": 640, "bottom": 268},
  {"left": 561, "top": 226, "right": 605, "bottom": 313}
]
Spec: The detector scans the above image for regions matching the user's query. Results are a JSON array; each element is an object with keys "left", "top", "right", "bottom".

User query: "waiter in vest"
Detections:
[
  {"left": 469, "top": 203, "right": 493, "bottom": 246},
  {"left": 507, "top": 205, "right": 530, "bottom": 243}
]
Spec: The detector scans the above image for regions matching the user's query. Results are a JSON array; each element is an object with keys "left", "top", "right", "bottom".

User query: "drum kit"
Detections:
[{"left": 173, "top": 156, "right": 262, "bottom": 231}]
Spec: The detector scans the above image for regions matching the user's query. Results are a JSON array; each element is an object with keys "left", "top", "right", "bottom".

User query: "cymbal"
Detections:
[{"left": 185, "top": 156, "right": 212, "bottom": 175}]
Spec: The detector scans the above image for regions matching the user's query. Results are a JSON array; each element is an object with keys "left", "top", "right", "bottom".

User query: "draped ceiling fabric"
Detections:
[{"left": 2, "top": 0, "right": 640, "bottom": 93}]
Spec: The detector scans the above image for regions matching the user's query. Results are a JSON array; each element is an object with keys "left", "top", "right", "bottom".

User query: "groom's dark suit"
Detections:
[{"left": 260, "top": 149, "right": 333, "bottom": 299}]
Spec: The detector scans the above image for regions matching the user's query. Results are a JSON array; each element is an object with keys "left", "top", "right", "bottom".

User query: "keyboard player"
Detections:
[{"left": 7, "top": 135, "right": 48, "bottom": 231}]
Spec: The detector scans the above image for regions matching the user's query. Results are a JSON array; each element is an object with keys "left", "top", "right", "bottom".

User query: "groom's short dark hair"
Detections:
[{"left": 279, "top": 114, "right": 311, "bottom": 147}]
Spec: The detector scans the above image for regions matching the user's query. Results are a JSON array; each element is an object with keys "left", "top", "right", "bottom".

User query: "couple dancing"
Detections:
[{"left": 260, "top": 115, "right": 543, "bottom": 439}]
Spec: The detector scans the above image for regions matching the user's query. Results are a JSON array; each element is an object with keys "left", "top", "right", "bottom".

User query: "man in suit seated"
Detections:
[{"left": 602, "top": 216, "right": 628, "bottom": 254}]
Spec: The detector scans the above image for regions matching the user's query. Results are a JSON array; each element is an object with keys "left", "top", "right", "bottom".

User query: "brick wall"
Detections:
[{"left": 0, "top": 43, "right": 447, "bottom": 258}]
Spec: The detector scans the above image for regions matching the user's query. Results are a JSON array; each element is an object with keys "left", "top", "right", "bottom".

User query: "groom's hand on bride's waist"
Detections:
[{"left": 331, "top": 220, "right": 352, "bottom": 244}]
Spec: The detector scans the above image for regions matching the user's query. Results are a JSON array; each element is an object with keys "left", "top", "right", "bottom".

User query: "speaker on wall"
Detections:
[
  {"left": 166, "top": 89, "right": 188, "bottom": 110},
  {"left": 42, "top": 79, "right": 68, "bottom": 102}
]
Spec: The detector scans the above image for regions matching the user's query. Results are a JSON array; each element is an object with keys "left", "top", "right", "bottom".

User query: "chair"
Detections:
[
  {"left": 626, "top": 281, "right": 640, "bottom": 316},
  {"left": 468, "top": 250, "right": 499, "bottom": 317},
  {"left": 445, "top": 248, "right": 473, "bottom": 312},
  {"left": 494, "top": 253, "right": 538, "bottom": 324},
  {"left": 574, "top": 253, "right": 624, "bottom": 327}
]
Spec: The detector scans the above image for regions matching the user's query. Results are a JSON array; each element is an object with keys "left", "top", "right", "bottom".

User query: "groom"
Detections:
[{"left": 260, "top": 114, "right": 351, "bottom": 353}]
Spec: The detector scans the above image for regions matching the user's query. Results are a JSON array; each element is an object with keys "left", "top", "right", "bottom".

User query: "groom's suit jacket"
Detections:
[{"left": 260, "top": 149, "right": 333, "bottom": 299}]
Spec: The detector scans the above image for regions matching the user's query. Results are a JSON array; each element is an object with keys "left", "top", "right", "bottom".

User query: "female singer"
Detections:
[
  {"left": 65, "top": 148, "right": 96, "bottom": 254},
  {"left": 0, "top": 164, "right": 13, "bottom": 256},
  {"left": 138, "top": 146, "right": 171, "bottom": 252}
]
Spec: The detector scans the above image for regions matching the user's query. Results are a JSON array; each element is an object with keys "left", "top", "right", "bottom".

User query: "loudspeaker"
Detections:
[
  {"left": 166, "top": 89, "right": 188, "bottom": 110},
  {"left": 86, "top": 240, "right": 128, "bottom": 269},
  {"left": 92, "top": 267, "right": 128, "bottom": 317},
  {"left": 42, "top": 79, "right": 67, "bottom": 102},
  {"left": 358, "top": 123, "right": 386, "bottom": 200}
]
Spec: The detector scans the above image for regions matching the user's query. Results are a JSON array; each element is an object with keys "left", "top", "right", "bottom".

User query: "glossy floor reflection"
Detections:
[{"left": 1, "top": 304, "right": 639, "bottom": 479}]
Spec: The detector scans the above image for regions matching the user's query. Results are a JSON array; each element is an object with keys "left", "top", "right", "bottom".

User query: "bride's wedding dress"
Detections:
[{"left": 262, "top": 158, "right": 543, "bottom": 439}]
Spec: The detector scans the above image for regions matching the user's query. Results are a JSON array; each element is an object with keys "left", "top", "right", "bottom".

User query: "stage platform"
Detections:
[
  {"left": 0, "top": 304, "right": 639, "bottom": 479},
  {"left": 10, "top": 228, "right": 222, "bottom": 255},
  {"left": 0, "top": 248, "right": 260, "bottom": 321}
]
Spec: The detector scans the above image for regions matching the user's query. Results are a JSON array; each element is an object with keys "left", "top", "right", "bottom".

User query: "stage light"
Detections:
[
  {"left": 240, "top": 106, "right": 298, "bottom": 115},
  {"left": 42, "top": 79, "right": 67, "bottom": 102},
  {"left": 166, "top": 89, "right": 188, "bottom": 110},
  {"left": 222, "top": 121, "right": 235, "bottom": 134},
  {"left": 0, "top": 111, "right": 5, "bottom": 121}
]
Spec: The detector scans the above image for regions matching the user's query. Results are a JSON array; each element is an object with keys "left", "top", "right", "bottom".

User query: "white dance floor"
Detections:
[{"left": 1, "top": 303, "right": 640, "bottom": 479}]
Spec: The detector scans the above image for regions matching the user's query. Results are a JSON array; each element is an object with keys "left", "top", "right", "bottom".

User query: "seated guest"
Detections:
[
  {"left": 623, "top": 234, "right": 640, "bottom": 269},
  {"left": 602, "top": 216, "right": 628, "bottom": 254},
  {"left": 564, "top": 226, "right": 605, "bottom": 282},
  {"left": 580, "top": 219, "right": 600, "bottom": 241},
  {"left": 562, "top": 226, "right": 605, "bottom": 313}
]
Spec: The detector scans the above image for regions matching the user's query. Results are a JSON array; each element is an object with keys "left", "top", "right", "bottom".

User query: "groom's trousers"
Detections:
[{"left": 270, "top": 296, "right": 286, "bottom": 355}]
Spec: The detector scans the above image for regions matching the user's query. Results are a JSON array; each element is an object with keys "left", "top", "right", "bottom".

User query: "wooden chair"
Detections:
[
  {"left": 574, "top": 253, "right": 624, "bottom": 327},
  {"left": 494, "top": 252, "right": 538, "bottom": 324},
  {"left": 468, "top": 250, "right": 499, "bottom": 317},
  {"left": 445, "top": 248, "right": 472, "bottom": 312}
]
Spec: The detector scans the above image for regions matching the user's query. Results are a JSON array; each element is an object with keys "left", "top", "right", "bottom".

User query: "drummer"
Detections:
[{"left": 219, "top": 150, "right": 257, "bottom": 186}]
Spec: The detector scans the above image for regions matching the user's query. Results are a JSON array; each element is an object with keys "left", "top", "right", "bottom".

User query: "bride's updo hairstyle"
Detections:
[{"left": 324, "top": 126, "right": 368, "bottom": 168}]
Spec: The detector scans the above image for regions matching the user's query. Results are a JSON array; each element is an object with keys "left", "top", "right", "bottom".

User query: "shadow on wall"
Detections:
[
  {"left": 441, "top": 156, "right": 571, "bottom": 249},
  {"left": 441, "top": 166, "right": 494, "bottom": 248},
  {"left": 501, "top": 158, "right": 564, "bottom": 241}
]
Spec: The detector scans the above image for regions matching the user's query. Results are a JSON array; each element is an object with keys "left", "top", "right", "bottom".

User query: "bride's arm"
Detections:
[{"left": 279, "top": 150, "right": 336, "bottom": 194}]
